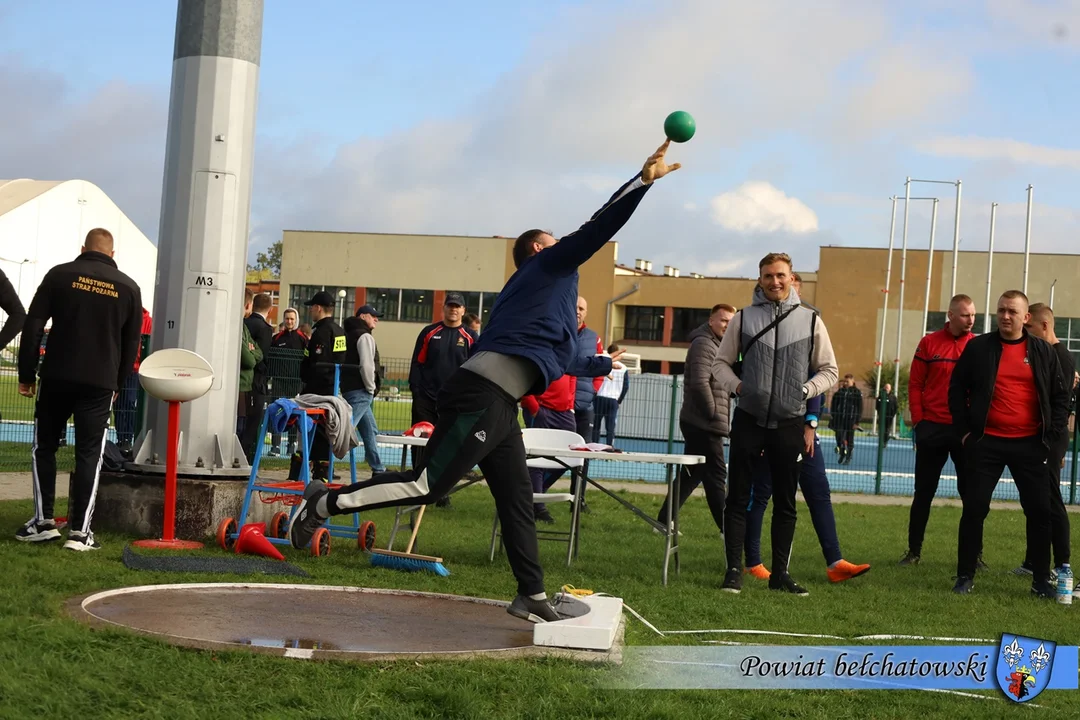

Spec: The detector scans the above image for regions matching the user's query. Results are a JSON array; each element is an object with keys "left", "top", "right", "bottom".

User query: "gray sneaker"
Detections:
[
  {"left": 507, "top": 595, "right": 563, "bottom": 623},
  {"left": 63, "top": 531, "right": 101, "bottom": 551},
  {"left": 15, "top": 518, "right": 61, "bottom": 543},
  {"left": 288, "top": 482, "right": 329, "bottom": 549}
]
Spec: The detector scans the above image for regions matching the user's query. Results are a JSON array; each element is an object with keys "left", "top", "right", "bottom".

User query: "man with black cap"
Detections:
[
  {"left": 290, "top": 290, "right": 347, "bottom": 481},
  {"left": 409, "top": 291, "right": 478, "bottom": 506},
  {"left": 341, "top": 303, "right": 387, "bottom": 473}
]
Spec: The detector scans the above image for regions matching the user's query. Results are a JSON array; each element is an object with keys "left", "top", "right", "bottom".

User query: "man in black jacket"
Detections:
[
  {"left": 1014, "top": 302, "right": 1075, "bottom": 578},
  {"left": 241, "top": 292, "right": 274, "bottom": 461},
  {"left": 0, "top": 268, "right": 26, "bottom": 351},
  {"left": 948, "top": 290, "right": 1069, "bottom": 597},
  {"left": 829, "top": 375, "right": 862, "bottom": 464},
  {"left": 288, "top": 291, "right": 346, "bottom": 481},
  {"left": 408, "top": 291, "right": 477, "bottom": 505},
  {"left": 15, "top": 228, "right": 142, "bottom": 550}
]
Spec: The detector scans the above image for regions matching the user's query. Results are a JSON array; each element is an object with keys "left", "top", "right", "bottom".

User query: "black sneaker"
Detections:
[
  {"left": 952, "top": 575, "right": 975, "bottom": 594},
  {"left": 769, "top": 573, "right": 810, "bottom": 596},
  {"left": 1013, "top": 561, "right": 1034, "bottom": 576},
  {"left": 288, "top": 482, "right": 329, "bottom": 549},
  {"left": 976, "top": 554, "right": 990, "bottom": 571},
  {"left": 535, "top": 507, "right": 555, "bottom": 524},
  {"left": 722, "top": 567, "right": 743, "bottom": 594},
  {"left": 63, "top": 531, "right": 101, "bottom": 552},
  {"left": 1031, "top": 579, "right": 1056, "bottom": 599},
  {"left": 15, "top": 518, "right": 61, "bottom": 543},
  {"left": 898, "top": 550, "right": 921, "bottom": 566},
  {"left": 435, "top": 495, "right": 452, "bottom": 508},
  {"left": 507, "top": 594, "right": 563, "bottom": 623}
]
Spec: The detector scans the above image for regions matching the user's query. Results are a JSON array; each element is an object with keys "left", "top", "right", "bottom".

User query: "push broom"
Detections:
[{"left": 369, "top": 504, "right": 450, "bottom": 576}]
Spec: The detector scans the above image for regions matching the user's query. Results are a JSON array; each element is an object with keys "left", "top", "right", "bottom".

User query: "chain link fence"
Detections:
[{"left": 3, "top": 343, "right": 1077, "bottom": 507}]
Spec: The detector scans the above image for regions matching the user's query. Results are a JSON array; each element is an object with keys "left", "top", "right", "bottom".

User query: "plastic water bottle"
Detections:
[{"left": 1057, "top": 565, "right": 1073, "bottom": 605}]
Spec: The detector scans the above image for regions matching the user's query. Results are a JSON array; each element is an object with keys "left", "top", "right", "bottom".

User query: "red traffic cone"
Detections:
[{"left": 235, "top": 522, "right": 285, "bottom": 561}]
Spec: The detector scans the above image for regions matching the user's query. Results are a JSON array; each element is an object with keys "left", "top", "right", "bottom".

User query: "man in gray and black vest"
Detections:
[{"left": 716, "top": 252, "right": 838, "bottom": 595}]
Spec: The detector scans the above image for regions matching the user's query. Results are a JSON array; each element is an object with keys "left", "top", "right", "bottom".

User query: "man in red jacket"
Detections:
[
  {"left": 521, "top": 374, "right": 576, "bottom": 524},
  {"left": 899, "top": 294, "right": 976, "bottom": 566}
]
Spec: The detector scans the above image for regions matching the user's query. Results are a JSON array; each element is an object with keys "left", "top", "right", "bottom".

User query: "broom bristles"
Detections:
[{"left": 369, "top": 549, "right": 450, "bottom": 576}]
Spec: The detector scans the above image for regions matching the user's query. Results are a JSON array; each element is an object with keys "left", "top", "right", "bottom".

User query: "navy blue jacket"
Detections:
[
  {"left": 473, "top": 174, "right": 651, "bottom": 395},
  {"left": 573, "top": 325, "right": 604, "bottom": 410}
]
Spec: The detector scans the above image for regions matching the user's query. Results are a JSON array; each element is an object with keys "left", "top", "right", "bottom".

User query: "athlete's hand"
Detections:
[
  {"left": 18, "top": 383, "right": 35, "bottom": 398},
  {"left": 804, "top": 426, "right": 815, "bottom": 457},
  {"left": 641, "top": 139, "right": 681, "bottom": 184},
  {"left": 609, "top": 348, "right": 626, "bottom": 364}
]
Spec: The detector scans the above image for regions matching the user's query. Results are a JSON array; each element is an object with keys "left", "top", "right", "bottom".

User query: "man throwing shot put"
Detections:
[{"left": 288, "top": 140, "right": 681, "bottom": 621}]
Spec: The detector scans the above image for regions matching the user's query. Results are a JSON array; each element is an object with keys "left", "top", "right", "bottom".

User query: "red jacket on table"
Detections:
[
  {"left": 521, "top": 374, "right": 576, "bottom": 417},
  {"left": 133, "top": 308, "right": 152, "bottom": 372},
  {"left": 909, "top": 325, "right": 973, "bottom": 426}
]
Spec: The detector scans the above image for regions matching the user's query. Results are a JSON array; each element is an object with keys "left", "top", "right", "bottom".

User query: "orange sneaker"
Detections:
[
  {"left": 745, "top": 563, "right": 771, "bottom": 580},
  {"left": 827, "top": 559, "right": 871, "bottom": 583}
]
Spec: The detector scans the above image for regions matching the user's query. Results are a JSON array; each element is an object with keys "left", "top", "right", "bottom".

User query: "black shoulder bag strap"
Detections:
[{"left": 733, "top": 306, "right": 798, "bottom": 378}]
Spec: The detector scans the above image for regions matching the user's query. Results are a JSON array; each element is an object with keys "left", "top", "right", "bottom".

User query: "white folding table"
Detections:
[{"left": 374, "top": 433, "right": 705, "bottom": 585}]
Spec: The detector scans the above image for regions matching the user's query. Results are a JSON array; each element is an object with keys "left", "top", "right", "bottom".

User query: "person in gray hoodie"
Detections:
[
  {"left": 716, "top": 252, "right": 838, "bottom": 596},
  {"left": 656, "top": 303, "right": 736, "bottom": 533}
]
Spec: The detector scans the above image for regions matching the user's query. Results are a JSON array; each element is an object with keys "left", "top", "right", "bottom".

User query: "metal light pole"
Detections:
[
  {"left": 133, "top": 0, "right": 264, "bottom": 476},
  {"left": 1050, "top": 279, "right": 1057, "bottom": 310},
  {"left": 920, "top": 199, "right": 939, "bottom": 343},
  {"left": 337, "top": 289, "right": 347, "bottom": 325},
  {"left": 1023, "top": 184, "right": 1034, "bottom": 295},
  {"left": 984, "top": 203, "right": 997, "bottom": 334},
  {"left": 872, "top": 196, "right": 898, "bottom": 437}
]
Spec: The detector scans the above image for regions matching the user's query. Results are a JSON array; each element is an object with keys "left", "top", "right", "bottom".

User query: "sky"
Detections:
[{"left": 2, "top": 0, "right": 1080, "bottom": 279}]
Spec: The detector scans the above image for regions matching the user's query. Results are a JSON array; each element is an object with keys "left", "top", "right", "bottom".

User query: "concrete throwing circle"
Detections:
[{"left": 68, "top": 583, "right": 543, "bottom": 662}]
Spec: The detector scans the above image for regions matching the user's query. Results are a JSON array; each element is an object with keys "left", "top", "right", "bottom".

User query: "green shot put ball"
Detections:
[{"left": 664, "top": 111, "right": 696, "bottom": 143}]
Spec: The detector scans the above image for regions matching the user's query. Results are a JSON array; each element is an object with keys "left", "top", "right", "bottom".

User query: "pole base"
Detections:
[{"left": 130, "top": 539, "right": 205, "bottom": 550}]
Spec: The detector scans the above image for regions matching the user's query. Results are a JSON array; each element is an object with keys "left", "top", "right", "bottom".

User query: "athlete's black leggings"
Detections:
[{"left": 324, "top": 369, "right": 544, "bottom": 596}]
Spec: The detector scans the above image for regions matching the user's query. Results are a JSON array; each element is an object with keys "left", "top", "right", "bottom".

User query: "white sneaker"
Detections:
[{"left": 64, "top": 531, "right": 101, "bottom": 552}]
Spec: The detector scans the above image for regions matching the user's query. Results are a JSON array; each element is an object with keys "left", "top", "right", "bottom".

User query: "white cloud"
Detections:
[
  {"left": 705, "top": 259, "right": 747, "bottom": 276},
  {"left": 709, "top": 182, "right": 819, "bottom": 234},
  {"left": 916, "top": 135, "right": 1080, "bottom": 170},
  {"left": 683, "top": 202, "right": 698, "bottom": 211}
]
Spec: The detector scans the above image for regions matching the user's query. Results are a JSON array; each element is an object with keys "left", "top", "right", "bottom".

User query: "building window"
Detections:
[
  {"left": 449, "top": 290, "right": 500, "bottom": 326},
  {"left": 671, "top": 308, "right": 710, "bottom": 343},
  {"left": 640, "top": 360, "right": 663, "bottom": 374},
  {"left": 924, "top": 311, "right": 946, "bottom": 334},
  {"left": 401, "top": 289, "right": 433, "bottom": 323},
  {"left": 367, "top": 288, "right": 399, "bottom": 320},
  {"left": 623, "top": 306, "right": 665, "bottom": 342},
  {"left": 288, "top": 285, "right": 321, "bottom": 316}
]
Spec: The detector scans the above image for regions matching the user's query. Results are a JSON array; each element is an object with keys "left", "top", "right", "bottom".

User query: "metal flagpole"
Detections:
[
  {"left": 1050, "top": 279, "right": 1057, "bottom": 310},
  {"left": 920, "top": 199, "right": 939, "bottom": 343},
  {"left": 891, "top": 179, "right": 912, "bottom": 439},
  {"left": 872, "top": 196, "right": 898, "bottom": 436},
  {"left": 951, "top": 181, "right": 962, "bottom": 298},
  {"left": 984, "top": 203, "right": 997, "bottom": 333},
  {"left": 1023, "top": 184, "right": 1034, "bottom": 295}
]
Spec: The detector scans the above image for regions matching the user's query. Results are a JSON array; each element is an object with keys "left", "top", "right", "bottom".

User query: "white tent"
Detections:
[{"left": 0, "top": 179, "right": 157, "bottom": 315}]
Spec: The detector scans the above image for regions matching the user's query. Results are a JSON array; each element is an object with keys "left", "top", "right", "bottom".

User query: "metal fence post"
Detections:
[
  {"left": 873, "top": 390, "right": 886, "bottom": 495},
  {"left": 666, "top": 374, "right": 679, "bottom": 455},
  {"left": 134, "top": 334, "right": 150, "bottom": 440},
  {"left": 1071, "top": 415, "right": 1079, "bottom": 505}
]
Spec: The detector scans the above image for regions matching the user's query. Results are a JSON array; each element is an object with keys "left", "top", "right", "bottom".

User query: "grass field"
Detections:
[{"left": 2, "top": 485, "right": 1078, "bottom": 718}]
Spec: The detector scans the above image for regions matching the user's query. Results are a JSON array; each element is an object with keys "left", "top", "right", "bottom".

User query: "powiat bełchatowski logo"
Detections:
[{"left": 997, "top": 634, "right": 1056, "bottom": 703}]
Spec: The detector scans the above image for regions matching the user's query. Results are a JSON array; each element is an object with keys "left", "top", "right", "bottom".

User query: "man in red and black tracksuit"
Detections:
[
  {"left": 521, "top": 374, "right": 576, "bottom": 524},
  {"left": 899, "top": 294, "right": 976, "bottom": 566},
  {"left": 949, "top": 290, "right": 1068, "bottom": 597},
  {"left": 268, "top": 307, "right": 308, "bottom": 456},
  {"left": 408, "top": 291, "right": 477, "bottom": 506},
  {"left": 15, "top": 229, "right": 142, "bottom": 551}
]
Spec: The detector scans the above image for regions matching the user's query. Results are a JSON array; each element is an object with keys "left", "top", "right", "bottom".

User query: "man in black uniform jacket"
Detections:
[
  {"left": 288, "top": 291, "right": 346, "bottom": 481},
  {"left": 241, "top": 292, "right": 274, "bottom": 461},
  {"left": 16, "top": 228, "right": 142, "bottom": 550},
  {"left": 0, "top": 268, "right": 26, "bottom": 351},
  {"left": 409, "top": 291, "right": 477, "bottom": 505}
]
